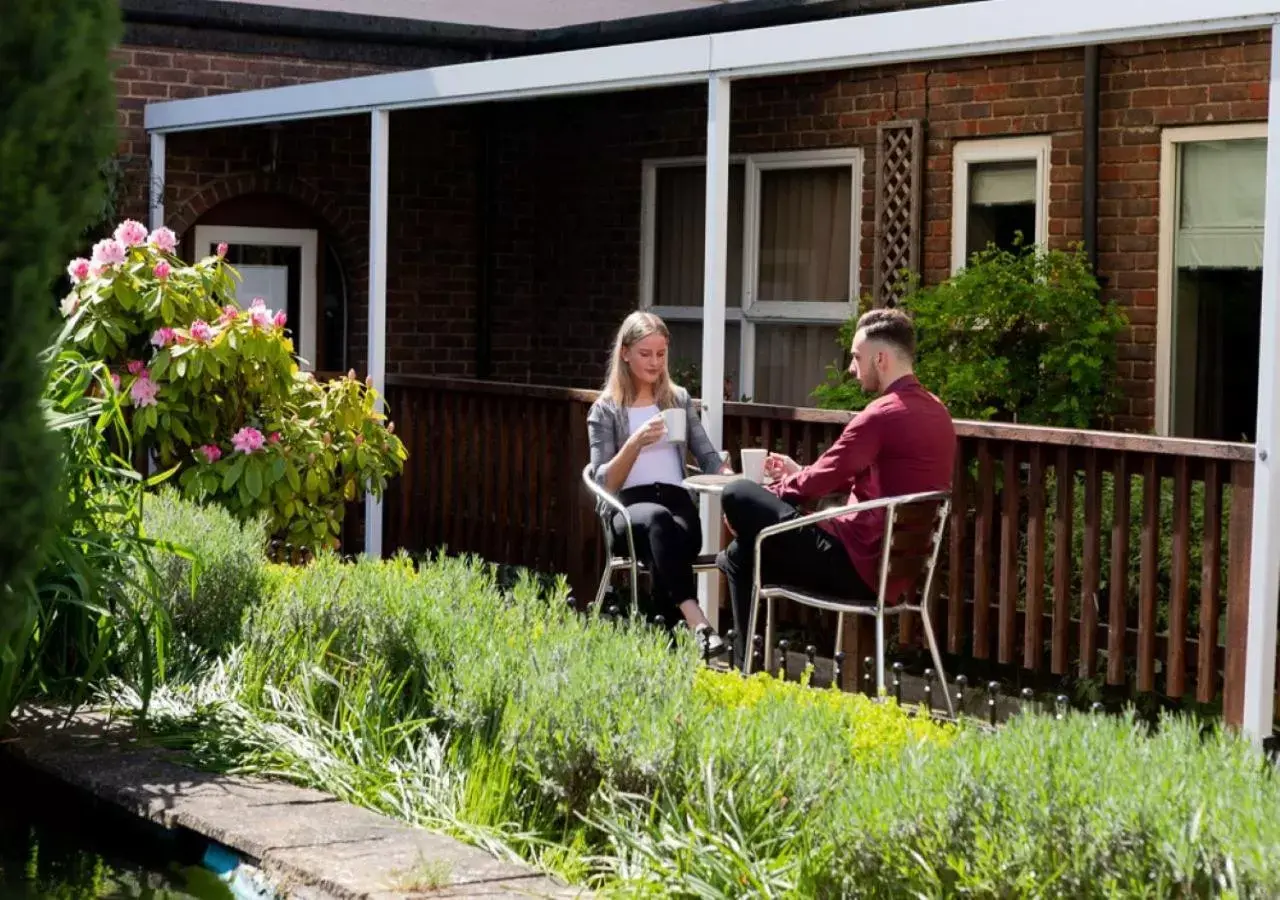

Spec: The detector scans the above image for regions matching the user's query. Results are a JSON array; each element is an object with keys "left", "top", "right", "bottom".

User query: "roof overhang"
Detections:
[{"left": 145, "top": 0, "right": 1280, "bottom": 133}]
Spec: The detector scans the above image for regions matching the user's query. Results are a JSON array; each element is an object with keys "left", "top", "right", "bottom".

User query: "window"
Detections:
[
  {"left": 1156, "top": 124, "right": 1267, "bottom": 441},
  {"left": 640, "top": 150, "right": 858, "bottom": 406},
  {"left": 951, "top": 136, "right": 1051, "bottom": 272},
  {"left": 192, "top": 225, "right": 344, "bottom": 372}
]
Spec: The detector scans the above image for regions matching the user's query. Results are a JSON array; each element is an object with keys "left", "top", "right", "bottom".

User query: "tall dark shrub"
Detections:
[{"left": 0, "top": 1, "right": 119, "bottom": 588}]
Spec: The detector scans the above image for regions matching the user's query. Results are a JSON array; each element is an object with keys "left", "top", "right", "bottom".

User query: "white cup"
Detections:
[
  {"left": 661, "top": 407, "right": 687, "bottom": 443},
  {"left": 740, "top": 448, "right": 767, "bottom": 483}
]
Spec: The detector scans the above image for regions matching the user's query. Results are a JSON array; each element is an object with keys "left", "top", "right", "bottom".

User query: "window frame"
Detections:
[
  {"left": 192, "top": 224, "right": 320, "bottom": 369},
  {"left": 639, "top": 148, "right": 862, "bottom": 402},
  {"left": 950, "top": 135, "right": 1052, "bottom": 274},
  {"left": 1155, "top": 121, "right": 1268, "bottom": 436}
]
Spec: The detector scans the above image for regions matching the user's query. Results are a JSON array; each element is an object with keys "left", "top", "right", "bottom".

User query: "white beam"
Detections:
[
  {"left": 364, "top": 109, "right": 390, "bottom": 558},
  {"left": 148, "top": 132, "right": 165, "bottom": 231},
  {"left": 697, "top": 75, "right": 731, "bottom": 632},
  {"left": 1241, "top": 23, "right": 1280, "bottom": 745},
  {"left": 144, "top": 0, "right": 1280, "bottom": 134}
]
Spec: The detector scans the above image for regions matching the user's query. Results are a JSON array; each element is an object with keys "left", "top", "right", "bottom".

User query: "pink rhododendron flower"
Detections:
[
  {"left": 249, "top": 300, "right": 272, "bottom": 330},
  {"left": 150, "top": 327, "right": 176, "bottom": 349},
  {"left": 231, "top": 427, "right": 265, "bottom": 454},
  {"left": 148, "top": 227, "right": 177, "bottom": 253},
  {"left": 268, "top": 431, "right": 281, "bottom": 445},
  {"left": 197, "top": 444, "right": 222, "bottom": 464},
  {"left": 110, "top": 373, "right": 121, "bottom": 391},
  {"left": 89, "top": 262, "right": 107, "bottom": 279},
  {"left": 59, "top": 295, "right": 78, "bottom": 318},
  {"left": 273, "top": 310, "right": 287, "bottom": 328},
  {"left": 126, "top": 359, "right": 145, "bottom": 376},
  {"left": 113, "top": 219, "right": 148, "bottom": 248},
  {"left": 216, "top": 242, "right": 229, "bottom": 258},
  {"left": 67, "top": 258, "right": 91, "bottom": 283},
  {"left": 91, "top": 238, "right": 126, "bottom": 269},
  {"left": 130, "top": 374, "right": 159, "bottom": 408},
  {"left": 153, "top": 260, "right": 172, "bottom": 280},
  {"left": 189, "top": 319, "right": 213, "bottom": 344},
  {"left": 218, "top": 304, "right": 238, "bottom": 325}
]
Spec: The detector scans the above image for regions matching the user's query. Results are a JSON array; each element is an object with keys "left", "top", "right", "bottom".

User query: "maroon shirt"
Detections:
[{"left": 768, "top": 375, "right": 956, "bottom": 601}]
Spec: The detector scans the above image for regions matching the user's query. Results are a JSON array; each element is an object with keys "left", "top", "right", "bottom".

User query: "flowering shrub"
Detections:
[{"left": 59, "top": 220, "right": 406, "bottom": 553}]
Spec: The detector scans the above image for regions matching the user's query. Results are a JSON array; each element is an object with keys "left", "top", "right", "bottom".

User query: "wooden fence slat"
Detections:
[
  {"left": 1108, "top": 452, "right": 1130, "bottom": 686},
  {"left": 1137, "top": 456, "right": 1160, "bottom": 693},
  {"left": 1197, "top": 461, "right": 1223, "bottom": 704},
  {"left": 1024, "top": 445, "right": 1046, "bottom": 670},
  {"left": 973, "top": 441, "right": 995, "bottom": 660},
  {"left": 1167, "top": 457, "right": 1191, "bottom": 698},
  {"left": 497, "top": 397, "right": 513, "bottom": 564},
  {"left": 998, "top": 443, "right": 1019, "bottom": 665},
  {"left": 1080, "top": 448, "right": 1102, "bottom": 679},
  {"left": 1224, "top": 461, "right": 1254, "bottom": 726},
  {"left": 1052, "top": 447, "right": 1074, "bottom": 674}
]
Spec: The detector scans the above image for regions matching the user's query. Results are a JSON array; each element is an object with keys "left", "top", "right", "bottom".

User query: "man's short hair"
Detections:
[{"left": 856, "top": 307, "right": 916, "bottom": 360}]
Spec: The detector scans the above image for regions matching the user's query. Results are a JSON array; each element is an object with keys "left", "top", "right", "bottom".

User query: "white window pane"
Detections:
[
  {"left": 666, "top": 321, "right": 742, "bottom": 400},
  {"left": 1177, "top": 138, "right": 1266, "bottom": 269},
  {"left": 653, "top": 165, "right": 745, "bottom": 307},
  {"left": 969, "top": 160, "right": 1036, "bottom": 206},
  {"left": 965, "top": 161, "right": 1037, "bottom": 259},
  {"left": 752, "top": 324, "right": 844, "bottom": 407},
  {"left": 756, "top": 167, "right": 853, "bottom": 303}
]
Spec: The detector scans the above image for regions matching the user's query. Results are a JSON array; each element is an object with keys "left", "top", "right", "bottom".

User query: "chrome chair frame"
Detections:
[{"left": 744, "top": 490, "right": 954, "bottom": 718}]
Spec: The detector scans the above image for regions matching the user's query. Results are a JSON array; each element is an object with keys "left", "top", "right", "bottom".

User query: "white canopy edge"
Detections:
[{"left": 145, "top": 0, "right": 1280, "bottom": 133}]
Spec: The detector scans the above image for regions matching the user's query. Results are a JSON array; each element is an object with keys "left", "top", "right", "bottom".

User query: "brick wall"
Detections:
[{"left": 130, "top": 30, "right": 1271, "bottom": 432}]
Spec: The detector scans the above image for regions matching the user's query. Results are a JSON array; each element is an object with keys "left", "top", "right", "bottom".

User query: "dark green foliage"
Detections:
[
  {"left": 0, "top": 0, "right": 120, "bottom": 588},
  {"left": 815, "top": 242, "right": 1127, "bottom": 428}
]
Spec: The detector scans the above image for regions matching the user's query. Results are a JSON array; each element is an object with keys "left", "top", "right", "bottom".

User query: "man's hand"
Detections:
[{"left": 764, "top": 452, "right": 801, "bottom": 480}]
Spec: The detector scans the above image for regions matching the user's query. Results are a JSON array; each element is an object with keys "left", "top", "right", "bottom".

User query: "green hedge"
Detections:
[
  {"left": 124, "top": 550, "right": 1280, "bottom": 897},
  {"left": 139, "top": 488, "right": 268, "bottom": 674}
]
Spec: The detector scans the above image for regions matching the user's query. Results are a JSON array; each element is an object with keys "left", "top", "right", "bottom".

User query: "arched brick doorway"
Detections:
[{"left": 178, "top": 189, "right": 359, "bottom": 374}]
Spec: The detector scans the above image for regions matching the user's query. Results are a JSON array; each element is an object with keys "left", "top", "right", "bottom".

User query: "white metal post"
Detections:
[
  {"left": 1242, "top": 25, "right": 1280, "bottom": 745},
  {"left": 364, "top": 109, "right": 390, "bottom": 558},
  {"left": 148, "top": 132, "right": 165, "bottom": 231},
  {"left": 697, "top": 76, "right": 732, "bottom": 630}
]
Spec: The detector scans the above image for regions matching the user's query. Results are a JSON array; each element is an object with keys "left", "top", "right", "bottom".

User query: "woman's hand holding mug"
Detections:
[
  {"left": 763, "top": 452, "right": 801, "bottom": 481},
  {"left": 628, "top": 414, "right": 667, "bottom": 450}
]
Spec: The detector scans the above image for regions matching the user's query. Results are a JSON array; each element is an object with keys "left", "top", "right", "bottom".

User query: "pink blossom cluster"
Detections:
[
  {"left": 130, "top": 368, "right": 159, "bottom": 408},
  {"left": 66, "top": 223, "right": 179, "bottom": 288},
  {"left": 232, "top": 426, "right": 266, "bottom": 454}
]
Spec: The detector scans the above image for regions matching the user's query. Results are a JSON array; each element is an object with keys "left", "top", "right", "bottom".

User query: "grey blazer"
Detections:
[{"left": 586, "top": 386, "right": 723, "bottom": 496}]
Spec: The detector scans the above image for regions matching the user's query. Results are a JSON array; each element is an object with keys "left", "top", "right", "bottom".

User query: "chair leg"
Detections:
[
  {"left": 764, "top": 596, "right": 777, "bottom": 674},
  {"left": 919, "top": 604, "right": 955, "bottom": 719},
  {"left": 744, "top": 584, "right": 762, "bottom": 675},
  {"left": 594, "top": 562, "right": 613, "bottom": 609},
  {"left": 875, "top": 611, "right": 886, "bottom": 698}
]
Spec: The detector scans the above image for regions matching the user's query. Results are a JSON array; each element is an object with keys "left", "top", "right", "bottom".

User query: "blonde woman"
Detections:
[{"left": 586, "top": 311, "right": 730, "bottom": 658}]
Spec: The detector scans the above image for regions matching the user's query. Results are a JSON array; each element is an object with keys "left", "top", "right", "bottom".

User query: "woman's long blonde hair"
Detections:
[{"left": 602, "top": 311, "right": 678, "bottom": 409}]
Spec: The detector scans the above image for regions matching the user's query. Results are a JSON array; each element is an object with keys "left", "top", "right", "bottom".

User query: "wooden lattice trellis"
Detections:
[{"left": 872, "top": 119, "right": 924, "bottom": 308}]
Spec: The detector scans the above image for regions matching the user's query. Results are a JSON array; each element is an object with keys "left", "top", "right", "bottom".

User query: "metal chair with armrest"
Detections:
[
  {"left": 581, "top": 462, "right": 722, "bottom": 618},
  {"left": 744, "top": 489, "right": 954, "bottom": 718}
]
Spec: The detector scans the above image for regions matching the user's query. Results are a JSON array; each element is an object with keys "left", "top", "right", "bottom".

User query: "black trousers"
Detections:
[
  {"left": 612, "top": 483, "right": 703, "bottom": 623},
  {"left": 718, "top": 479, "right": 873, "bottom": 666}
]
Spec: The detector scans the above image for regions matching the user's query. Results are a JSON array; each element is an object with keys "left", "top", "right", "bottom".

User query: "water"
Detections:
[{"left": 0, "top": 757, "right": 237, "bottom": 899}]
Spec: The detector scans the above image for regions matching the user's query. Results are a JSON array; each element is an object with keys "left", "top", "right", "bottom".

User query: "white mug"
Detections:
[
  {"left": 661, "top": 407, "right": 687, "bottom": 443},
  {"left": 740, "top": 448, "right": 767, "bottom": 483}
]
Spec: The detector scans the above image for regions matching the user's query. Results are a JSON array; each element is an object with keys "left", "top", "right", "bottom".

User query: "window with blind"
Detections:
[
  {"left": 951, "top": 136, "right": 1051, "bottom": 272},
  {"left": 1164, "top": 132, "right": 1266, "bottom": 442},
  {"left": 640, "top": 150, "right": 858, "bottom": 407}
]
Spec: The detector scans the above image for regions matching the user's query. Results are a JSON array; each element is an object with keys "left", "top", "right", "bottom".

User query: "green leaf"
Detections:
[
  {"left": 245, "top": 462, "right": 263, "bottom": 500},
  {"left": 221, "top": 455, "right": 246, "bottom": 491}
]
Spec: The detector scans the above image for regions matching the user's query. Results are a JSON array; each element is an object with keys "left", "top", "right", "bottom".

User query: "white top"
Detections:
[{"left": 621, "top": 405, "right": 685, "bottom": 490}]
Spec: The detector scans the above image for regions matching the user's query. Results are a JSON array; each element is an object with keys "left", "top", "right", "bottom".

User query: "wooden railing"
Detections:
[{"left": 381, "top": 375, "right": 1268, "bottom": 723}]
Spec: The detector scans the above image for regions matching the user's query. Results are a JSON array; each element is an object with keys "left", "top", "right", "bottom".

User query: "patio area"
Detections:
[{"left": 141, "top": 0, "right": 1280, "bottom": 739}]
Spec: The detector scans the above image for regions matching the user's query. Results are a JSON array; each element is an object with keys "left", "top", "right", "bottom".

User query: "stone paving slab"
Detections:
[{"left": 4, "top": 707, "right": 587, "bottom": 900}]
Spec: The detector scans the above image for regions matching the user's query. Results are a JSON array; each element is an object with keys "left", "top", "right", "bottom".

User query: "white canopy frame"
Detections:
[{"left": 144, "top": 0, "right": 1280, "bottom": 744}]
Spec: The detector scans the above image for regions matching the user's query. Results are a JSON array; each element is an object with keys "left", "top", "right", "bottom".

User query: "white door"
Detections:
[{"left": 193, "top": 225, "right": 318, "bottom": 368}]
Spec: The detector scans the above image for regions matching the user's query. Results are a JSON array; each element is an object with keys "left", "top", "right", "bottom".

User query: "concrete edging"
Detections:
[{"left": 4, "top": 708, "right": 586, "bottom": 900}]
